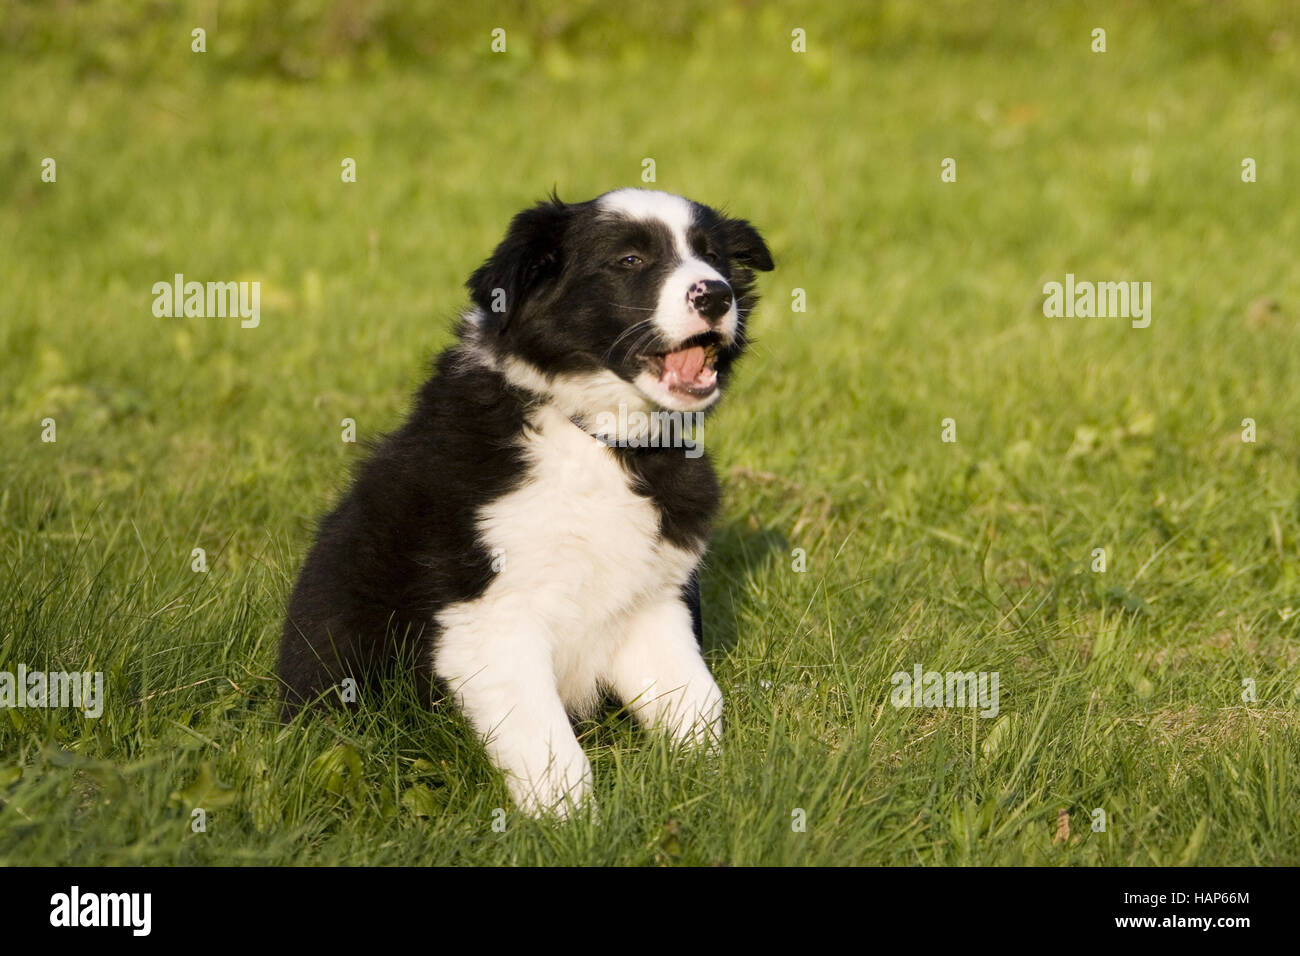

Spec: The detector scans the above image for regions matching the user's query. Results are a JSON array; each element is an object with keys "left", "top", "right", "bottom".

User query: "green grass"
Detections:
[{"left": 2, "top": 0, "right": 1299, "bottom": 865}]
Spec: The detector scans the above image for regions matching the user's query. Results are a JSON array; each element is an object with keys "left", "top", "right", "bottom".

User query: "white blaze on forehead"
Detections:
[{"left": 597, "top": 188, "right": 697, "bottom": 257}]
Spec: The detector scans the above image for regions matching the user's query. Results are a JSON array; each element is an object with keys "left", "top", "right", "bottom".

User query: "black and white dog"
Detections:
[{"left": 278, "top": 189, "right": 773, "bottom": 815}]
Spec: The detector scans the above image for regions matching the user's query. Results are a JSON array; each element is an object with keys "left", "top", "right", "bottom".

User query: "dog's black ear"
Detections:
[
  {"left": 467, "top": 197, "right": 570, "bottom": 331},
  {"left": 720, "top": 217, "right": 774, "bottom": 272}
]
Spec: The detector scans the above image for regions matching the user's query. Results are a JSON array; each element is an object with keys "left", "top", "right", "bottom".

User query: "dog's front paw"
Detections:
[
  {"left": 674, "top": 681, "right": 724, "bottom": 754},
  {"left": 504, "top": 748, "right": 593, "bottom": 820}
]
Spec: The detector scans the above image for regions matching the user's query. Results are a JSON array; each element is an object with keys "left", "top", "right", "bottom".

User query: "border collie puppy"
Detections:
[{"left": 278, "top": 189, "right": 773, "bottom": 815}]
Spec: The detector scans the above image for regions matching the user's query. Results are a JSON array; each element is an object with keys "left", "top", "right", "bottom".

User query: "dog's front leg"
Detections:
[
  {"left": 435, "top": 624, "right": 591, "bottom": 818},
  {"left": 608, "top": 596, "right": 723, "bottom": 749}
]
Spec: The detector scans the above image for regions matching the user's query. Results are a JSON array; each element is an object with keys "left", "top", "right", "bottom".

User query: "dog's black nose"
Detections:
[{"left": 691, "top": 280, "right": 733, "bottom": 322}]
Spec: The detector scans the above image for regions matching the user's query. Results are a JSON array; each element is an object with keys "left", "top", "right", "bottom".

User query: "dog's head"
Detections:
[{"left": 466, "top": 189, "right": 773, "bottom": 415}]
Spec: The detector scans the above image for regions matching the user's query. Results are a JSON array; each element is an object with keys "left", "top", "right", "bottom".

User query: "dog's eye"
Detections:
[
  {"left": 702, "top": 250, "right": 720, "bottom": 265},
  {"left": 616, "top": 254, "right": 644, "bottom": 268}
]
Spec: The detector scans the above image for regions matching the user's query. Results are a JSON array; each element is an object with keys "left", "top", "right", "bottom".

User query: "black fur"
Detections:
[{"left": 279, "top": 192, "right": 772, "bottom": 716}]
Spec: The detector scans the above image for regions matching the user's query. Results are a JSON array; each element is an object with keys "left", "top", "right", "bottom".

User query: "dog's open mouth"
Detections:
[{"left": 641, "top": 332, "right": 723, "bottom": 397}]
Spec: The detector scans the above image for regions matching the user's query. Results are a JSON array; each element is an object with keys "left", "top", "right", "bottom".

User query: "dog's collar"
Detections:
[
  {"left": 569, "top": 414, "right": 606, "bottom": 441},
  {"left": 568, "top": 414, "right": 627, "bottom": 450},
  {"left": 566, "top": 413, "right": 700, "bottom": 457}
]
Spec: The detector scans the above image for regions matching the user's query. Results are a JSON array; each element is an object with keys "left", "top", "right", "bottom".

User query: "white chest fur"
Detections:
[
  {"left": 431, "top": 404, "right": 721, "bottom": 815},
  {"left": 438, "top": 405, "right": 700, "bottom": 713}
]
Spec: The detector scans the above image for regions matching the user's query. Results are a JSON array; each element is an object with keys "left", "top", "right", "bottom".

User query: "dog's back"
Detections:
[{"left": 278, "top": 346, "right": 528, "bottom": 713}]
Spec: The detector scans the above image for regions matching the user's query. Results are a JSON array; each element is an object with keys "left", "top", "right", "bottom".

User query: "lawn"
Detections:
[{"left": 1, "top": 0, "right": 1298, "bottom": 865}]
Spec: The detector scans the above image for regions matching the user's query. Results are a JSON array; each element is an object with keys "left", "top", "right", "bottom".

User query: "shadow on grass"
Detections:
[{"left": 700, "top": 522, "right": 788, "bottom": 657}]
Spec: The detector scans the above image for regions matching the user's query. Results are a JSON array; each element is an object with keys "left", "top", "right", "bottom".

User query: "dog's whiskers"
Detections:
[{"left": 604, "top": 318, "right": 659, "bottom": 361}]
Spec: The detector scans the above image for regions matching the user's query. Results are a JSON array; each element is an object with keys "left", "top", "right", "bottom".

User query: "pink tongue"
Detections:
[
  {"left": 662, "top": 346, "right": 716, "bottom": 393},
  {"left": 665, "top": 346, "right": 705, "bottom": 380}
]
